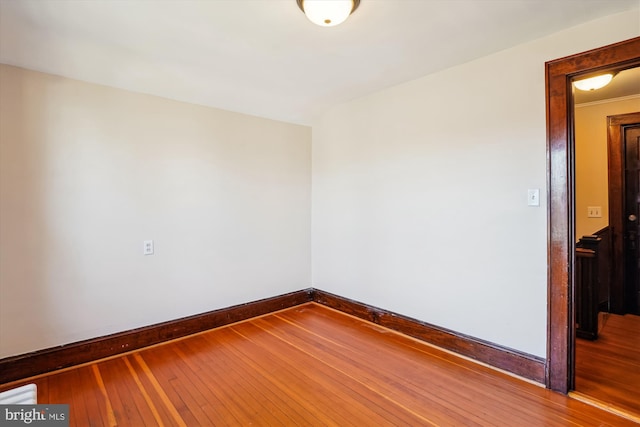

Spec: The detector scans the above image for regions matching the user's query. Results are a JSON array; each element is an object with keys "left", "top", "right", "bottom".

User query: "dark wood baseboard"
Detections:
[
  {"left": 1, "top": 287, "right": 545, "bottom": 386},
  {"left": 312, "top": 289, "right": 546, "bottom": 384},
  {"left": 0, "top": 289, "right": 313, "bottom": 384}
]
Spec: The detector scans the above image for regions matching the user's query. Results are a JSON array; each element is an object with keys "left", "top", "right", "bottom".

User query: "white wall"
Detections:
[
  {"left": 575, "top": 96, "right": 640, "bottom": 239},
  {"left": 0, "top": 65, "right": 311, "bottom": 358},
  {"left": 312, "top": 10, "right": 640, "bottom": 358}
]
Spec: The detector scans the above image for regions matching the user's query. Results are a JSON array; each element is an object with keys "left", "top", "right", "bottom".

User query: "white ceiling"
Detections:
[{"left": 1, "top": 0, "right": 638, "bottom": 125}]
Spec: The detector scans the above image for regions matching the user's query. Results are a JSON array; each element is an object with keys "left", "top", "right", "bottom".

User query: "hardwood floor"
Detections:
[
  {"left": 575, "top": 313, "right": 640, "bottom": 417},
  {"left": 1, "top": 303, "right": 636, "bottom": 426}
]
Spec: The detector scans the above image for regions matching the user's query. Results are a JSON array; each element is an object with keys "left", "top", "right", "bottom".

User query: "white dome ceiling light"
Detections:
[
  {"left": 296, "top": 0, "right": 361, "bottom": 27},
  {"left": 573, "top": 73, "right": 615, "bottom": 91}
]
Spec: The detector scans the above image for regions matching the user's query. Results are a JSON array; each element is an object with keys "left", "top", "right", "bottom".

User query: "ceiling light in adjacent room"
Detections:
[
  {"left": 296, "top": 0, "right": 360, "bottom": 27},
  {"left": 573, "top": 73, "right": 615, "bottom": 91}
]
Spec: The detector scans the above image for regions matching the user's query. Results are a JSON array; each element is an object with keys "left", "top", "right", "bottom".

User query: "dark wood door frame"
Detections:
[
  {"left": 609, "top": 112, "right": 640, "bottom": 315},
  {"left": 546, "top": 36, "right": 640, "bottom": 393}
]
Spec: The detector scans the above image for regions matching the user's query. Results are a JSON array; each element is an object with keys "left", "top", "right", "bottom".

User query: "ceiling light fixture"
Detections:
[
  {"left": 296, "top": 0, "right": 360, "bottom": 27},
  {"left": 573, "top": 73, "right": 615, "bottom": 91}
]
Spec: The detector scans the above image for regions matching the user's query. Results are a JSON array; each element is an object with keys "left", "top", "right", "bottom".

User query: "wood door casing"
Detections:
[
  {"left": 608, "top": 113, "right": 640, "bottom": 315},
  {"left": 546, "top": 36, "right": 640, "bottom": 393}
]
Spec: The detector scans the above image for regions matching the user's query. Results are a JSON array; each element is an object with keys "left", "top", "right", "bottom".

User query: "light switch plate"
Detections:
[
  {"left": 527, "top": 189, "right": 540, "bottom": 207},
  {"left": 587, "top": 206, "right": 602, "bottom": 218}
]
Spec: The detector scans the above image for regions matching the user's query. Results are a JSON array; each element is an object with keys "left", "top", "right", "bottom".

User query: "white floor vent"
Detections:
[{"left": 0, "top": 383, "right": 37, "bottom": 405}]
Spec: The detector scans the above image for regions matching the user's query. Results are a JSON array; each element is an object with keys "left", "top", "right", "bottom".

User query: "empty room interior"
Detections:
[{"left": 1, "top": 1, "right": 640, "bottom": 425}]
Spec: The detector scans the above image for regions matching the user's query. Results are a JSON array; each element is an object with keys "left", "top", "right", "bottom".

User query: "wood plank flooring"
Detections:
[
  {"left": 1, "top": 303, "right": 637, "bottom": 426},
  {"left": 575, "top": 313, "right": 640, "bottom": 417}
]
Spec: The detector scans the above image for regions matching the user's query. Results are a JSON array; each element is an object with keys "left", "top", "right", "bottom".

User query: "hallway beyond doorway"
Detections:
[{"left": 575, "top": 313, "right": 640, "bottom": 419}]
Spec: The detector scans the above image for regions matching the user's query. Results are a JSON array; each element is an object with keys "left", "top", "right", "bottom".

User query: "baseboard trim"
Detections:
[
  {"left": 1, "top": 287, "right": 546, "bottom": 386},
  {"left": 312, "top": 289, "right": 546, "bottom": 384},
  {"left": 0, "top": 289, "right": 313, "bottom": 384}
]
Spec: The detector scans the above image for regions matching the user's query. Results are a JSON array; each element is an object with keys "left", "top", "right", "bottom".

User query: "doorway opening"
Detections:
[
  {"left": 545, "top": 36, "right": 640, "bottom": 397},
  {"left": 573, "top": 72, "right": 640, "bottom": 415}
]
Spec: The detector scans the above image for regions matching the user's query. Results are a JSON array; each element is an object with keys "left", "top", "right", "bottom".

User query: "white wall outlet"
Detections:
[
  {"left": 143, "top": 240, "right": 154, "bottom": 255},
  {"left": 587, "top": 206, "right": 602, "bottom": 218},
  {"left": 527, "top": 189, "right": 540, "bottom": 207}
]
